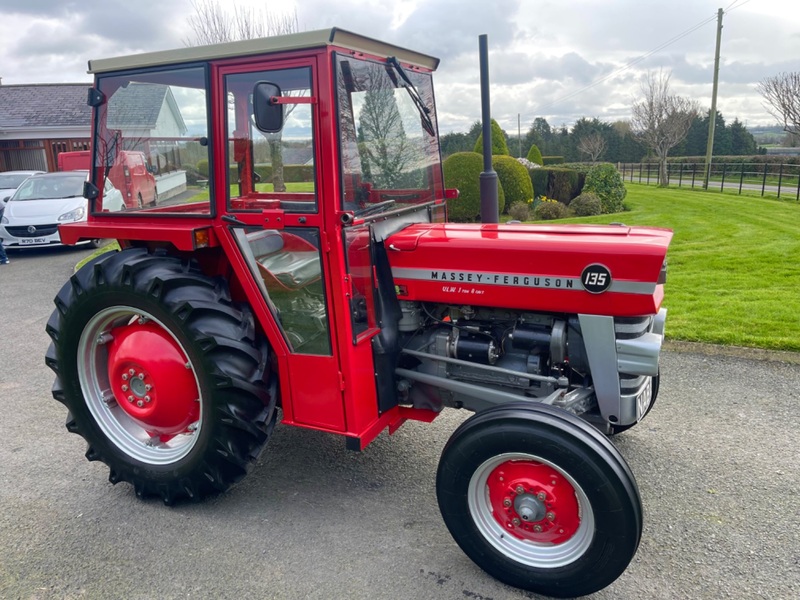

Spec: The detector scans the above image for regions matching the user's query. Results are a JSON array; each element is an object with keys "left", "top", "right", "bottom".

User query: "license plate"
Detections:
[
  {"left": 20, "top": 237, "right": 48, "bottom": 245},
  {"left": 635, "top": 377, "right": 653, "bottom": 422}
]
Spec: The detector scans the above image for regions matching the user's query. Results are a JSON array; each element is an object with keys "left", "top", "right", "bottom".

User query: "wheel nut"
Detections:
[
  {"left": 515, "top": 485, "right": 525, "bottom": 495},
  {"left": 503, "top": 499, "right": 512, "bottom": 508},
  {"left": 537, "top": 491, "right": 547, "bottom": 501},
  {"left": 145, "top": 385, "right": 152, "bottom": 392},
  {"left": 129, "top": 369, "right": 135, "bottom": 376},
  {"left": 512, "top": 518, "right": 521, "bottom": 526},
  {"left": 144, "top": 395, "right": 151, "bottom": 403},
  {"left": 138, "top": 373, "right": 145, "bottom": 380},
  {"left": 533, "top": 524, "right": 543, "bottom": 533},
  {"left": 122, "top": 374, "right": 128, "bottom": 381},
  {"left": 127, "top": 396, "right": 134, "bottom": 403},
  {"left": 121, "top": 385, "right": 128, "bottom": 392},
  {"left": 136, "top": 400, "right": 144, "bottom": 408},
  {"left": 546, "top": 512, "right": 555, "bottom": 522}
]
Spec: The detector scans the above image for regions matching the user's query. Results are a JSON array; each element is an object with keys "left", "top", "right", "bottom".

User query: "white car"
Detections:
[
  {"left": 0, "top": 170, "right": 45, "bottom": 208},
  {"left": 0, "top": 171, "right": 124, "bottom": 248}
]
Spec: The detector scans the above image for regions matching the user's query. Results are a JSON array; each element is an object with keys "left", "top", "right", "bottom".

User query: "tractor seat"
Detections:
[
  {"left": 258, "top": 251, "right": 321, "bottom": 289},
  {"left": 247, "top": 230, "right": 321, "bottom": 290}
]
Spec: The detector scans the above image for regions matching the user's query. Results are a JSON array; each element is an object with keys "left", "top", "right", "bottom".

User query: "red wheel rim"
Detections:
[{"left": 485, "top": 459, "right": 581, "bottom": 544}]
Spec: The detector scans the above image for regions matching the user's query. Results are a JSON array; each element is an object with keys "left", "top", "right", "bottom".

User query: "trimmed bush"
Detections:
[
  {"left": 534, "top": 199, "right": 570, "bottom": 220},
  {"left": 529, "top": 168, "right": 549, "bottom": 198},
  {"left": 570, "top": 192, "right": 602, "bottom": 216},
  {"left": 473, "top": 119, "right": 510, "bottom": 155},
  {"left": 542, "top": 156, "right": 565, "bottom": 165},
  {"left": 493, "top": 155, "right": 533, "bottom": 211},
  {"left": 549, "top": 168, "right": 582, "bottom": 204},
  {"left": 196, "top": 159, "right": 209, "bottom": 177},
  {"left": 583, "top": 163, "right": 626, "bottom": 214},
  {"left": 526, "top": 144, "right": 544, "bottom": 166},
  {"left": 508, "top": 201, "right": 531, "bottom": 221},
  {"left": 443, "top": 152, "right": 505, "bottom": 222}
]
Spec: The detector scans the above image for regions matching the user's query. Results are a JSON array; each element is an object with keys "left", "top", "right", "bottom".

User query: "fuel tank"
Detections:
[{"left": 385, "top": 222, "right": 672, "bottom": 317}]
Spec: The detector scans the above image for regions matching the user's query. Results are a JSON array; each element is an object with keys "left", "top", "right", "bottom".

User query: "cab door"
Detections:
[{"left": 215, "top": 58, "right": 347, "bottom": 432}]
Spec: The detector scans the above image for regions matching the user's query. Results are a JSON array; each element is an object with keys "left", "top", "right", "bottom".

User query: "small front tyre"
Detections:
[
  {"left": 437, "top": 403, "right": 642, "bottom": 598},
  {"left": 45, "top": 248, "right": 277, "bottom": 504}
]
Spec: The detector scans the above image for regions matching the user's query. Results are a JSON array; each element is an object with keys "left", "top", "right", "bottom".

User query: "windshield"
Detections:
[
  {"left": 13, "top": 175, "right": 86, "bottom": 200},
  {"left": 335, "top": 54, "right": 442, "bottom": 214},
  {"left": 0, "top": 174, "right": 32, "bottom": 189}
]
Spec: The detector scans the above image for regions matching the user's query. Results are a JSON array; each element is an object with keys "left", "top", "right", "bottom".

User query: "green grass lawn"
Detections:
[{"left": 554, "top": 184, "right": 800, "bottom": 352}]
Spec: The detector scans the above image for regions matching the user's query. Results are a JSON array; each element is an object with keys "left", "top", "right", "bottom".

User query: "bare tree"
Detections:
[
  {"left": 757, "top": 72, "right": 800, "bottom": 136},
  {"left": 185, "top": 0, "right": 300, "bottom": 191},
  {"left": 184, "top": 0, "right": 298, "bottom": 46},
  {"left": 631, "top": 71, "right": 699, "bottom": 187},
  {"left": 577, "top": 133, "right": 607, "bottom": 162}
]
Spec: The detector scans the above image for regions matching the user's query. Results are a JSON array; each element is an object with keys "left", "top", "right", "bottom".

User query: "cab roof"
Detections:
[{"left": 88, "top": 27, "right": 440, "bottom": 75}]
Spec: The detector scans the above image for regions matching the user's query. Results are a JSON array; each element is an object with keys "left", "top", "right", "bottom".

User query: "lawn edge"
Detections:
[{"left": 664, "top": 340, "right": 800, "bottom": 365}]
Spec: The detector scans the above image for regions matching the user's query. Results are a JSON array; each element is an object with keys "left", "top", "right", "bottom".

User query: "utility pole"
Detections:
[
  {"left": 703, "top": 8, "right": 724, "bottom": 190},
  {"left": 518, "top": 113, "right": 522, "bottom": 158}
]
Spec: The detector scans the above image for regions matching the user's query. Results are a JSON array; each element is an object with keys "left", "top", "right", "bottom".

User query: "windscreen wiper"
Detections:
[{"left": 386, "top": 56, "right": 436, "bottom": 137}]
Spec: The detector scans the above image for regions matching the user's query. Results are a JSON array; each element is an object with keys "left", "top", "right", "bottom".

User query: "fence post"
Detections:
[
  {"left": 720, "top": 163, "right": 727, "bottom": 192},
  {"left": 647, "top": 163, "right": 650, "bottom": 185},
  {"left": 761, "top": 163, "right": 768, "bottom": 197},
  {"left": 795, "top": 163, "right": 800, "bottom": 200},
  {"left": 777, "top": 163, "right": 784, "bottom": 199},
  {"left": 739, "top": 163, "right": 744, "bottom": 194},
  {"left": 639, "top": 163, "right": 642, "bottom": 184},
  {"left": 678, "top": 162, "right": 683, "bottom": 187},
  {"left": 691, "top": 163, "right": 696, "bottom": 188}
]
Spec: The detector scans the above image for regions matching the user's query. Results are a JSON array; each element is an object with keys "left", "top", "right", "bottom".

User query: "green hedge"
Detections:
[
  {"left": 528, "top": 167, "right": 585, "bottom": 203},
  {"left": 526, "top": 144, "right": 544, "bottom": 166},
  {"left": 473, "top": 119, "right": 510, "bottom": 155},
  {"left": 542, "top": 156, "right": 565, "bottom": 165},
  {"left": 493, "top": 155, "right": 533, "bottom": 210},
  {"left": 444, "top": 152, "right": 505, "bottom": 222}
]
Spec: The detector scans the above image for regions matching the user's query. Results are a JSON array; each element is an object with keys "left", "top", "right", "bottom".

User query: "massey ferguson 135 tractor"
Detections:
[{"left": 46, "top": 29, "right": 671, "bottom": 598}]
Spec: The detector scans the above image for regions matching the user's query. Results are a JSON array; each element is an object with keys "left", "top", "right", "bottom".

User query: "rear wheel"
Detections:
[
  {"left": 136, "top": 193, "right": 144, "bottom": 208},
  {"left": 45, "top": 248, "right": 277, "bottom": 503},
  {"left": 437, "top": 403, "right": 642, "bottom": 598}
]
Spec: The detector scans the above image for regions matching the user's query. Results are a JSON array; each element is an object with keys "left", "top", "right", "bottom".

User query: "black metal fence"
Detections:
[{"left": 618, "top": 162, "right": 800, "bottom": 200}]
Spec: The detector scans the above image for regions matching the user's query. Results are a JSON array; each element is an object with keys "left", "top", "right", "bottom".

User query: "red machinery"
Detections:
[{"left": 46, "top": 29, "right": 671, "bottom": 598}]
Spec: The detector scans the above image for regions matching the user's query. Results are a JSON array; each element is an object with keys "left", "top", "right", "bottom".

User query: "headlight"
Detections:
[{"left": 58, "top": 206, "right": 86, "bottom": 222}]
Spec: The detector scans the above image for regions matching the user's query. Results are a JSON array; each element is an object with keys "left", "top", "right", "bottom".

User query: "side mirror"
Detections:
[
  {"left": 2, "top": 196, "right": 9, "bottom": 203},
  {"left": 253, "top": 81, "right": 284, "bottom": 133}
]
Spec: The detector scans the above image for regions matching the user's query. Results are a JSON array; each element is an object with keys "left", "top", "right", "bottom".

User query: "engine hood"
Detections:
[{"left": 386, "top": 222, "right": 673, "bottom": 317}]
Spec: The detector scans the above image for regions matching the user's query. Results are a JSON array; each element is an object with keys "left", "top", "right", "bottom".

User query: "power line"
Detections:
[{"left": 527, "top": 11, "right": 718, "bottom": 119}]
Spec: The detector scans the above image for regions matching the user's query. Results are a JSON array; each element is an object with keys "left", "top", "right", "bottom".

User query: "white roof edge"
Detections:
[{"left": 88, "top": 27, "right": 440, "bottom": 75}]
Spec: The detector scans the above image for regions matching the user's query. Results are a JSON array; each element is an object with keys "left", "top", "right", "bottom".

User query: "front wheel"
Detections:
[
  {"left": 436, "top": 403, "right": 642, "bottom": 598},
  {"left": 45, "top": 248, "right": 277, "bottom": 504}
]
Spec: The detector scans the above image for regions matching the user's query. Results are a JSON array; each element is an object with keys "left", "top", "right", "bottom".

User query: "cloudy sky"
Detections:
[{"left": 0, "top": 0, "right": 796, "bottom": 134}]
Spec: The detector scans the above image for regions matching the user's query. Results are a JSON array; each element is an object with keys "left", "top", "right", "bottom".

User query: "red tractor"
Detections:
[{"left": 46, "top": 29, "right": 671, "bottom": 598}]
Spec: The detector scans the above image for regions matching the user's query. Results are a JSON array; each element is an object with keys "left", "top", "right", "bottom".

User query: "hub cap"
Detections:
[
  {"left": 77, "top": 307, "right": 202, "bottom": 465},
  {"left": 467, "top": 453, "right": 594, "bottom": 568}
]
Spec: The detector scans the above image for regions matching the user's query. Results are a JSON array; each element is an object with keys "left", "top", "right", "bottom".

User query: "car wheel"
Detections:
[
  {"left": 45, "top": 248, "right": 277, "bottom": 504},
  {"left": 136, "top": 193, "right": 144, "bottom": 209}
]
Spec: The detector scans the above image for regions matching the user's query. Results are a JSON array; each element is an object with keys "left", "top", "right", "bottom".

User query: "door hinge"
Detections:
[{"left": 338, "top": 371, "right": 346, "bottom": 391}]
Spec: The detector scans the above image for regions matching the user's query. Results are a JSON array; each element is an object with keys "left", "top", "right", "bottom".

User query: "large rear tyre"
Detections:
[
  {"left": 436, "top": 403, "right": 642, "bottom": 598},
  {"left": 45, "top": 248, "right": 277, "bottom": 504}
]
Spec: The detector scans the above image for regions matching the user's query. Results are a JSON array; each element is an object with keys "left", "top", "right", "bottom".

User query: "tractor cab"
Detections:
[{"left": 62, "top": 29, "right": 448, "bottom": 441}]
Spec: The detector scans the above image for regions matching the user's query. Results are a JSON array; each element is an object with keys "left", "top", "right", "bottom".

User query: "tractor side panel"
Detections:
[{"left": 386, "top": 223, "right": 671, "bottom": 317}]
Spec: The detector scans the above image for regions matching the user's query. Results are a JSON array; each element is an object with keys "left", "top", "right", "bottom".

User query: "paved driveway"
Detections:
[{"left": 1, "top": 246, "right": 798, "bottom": 599}]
